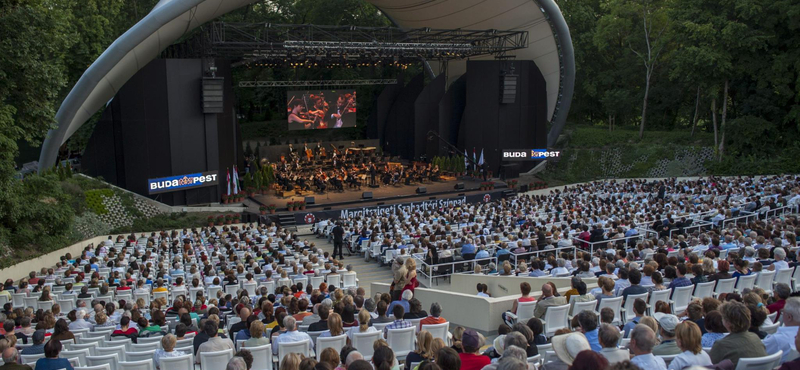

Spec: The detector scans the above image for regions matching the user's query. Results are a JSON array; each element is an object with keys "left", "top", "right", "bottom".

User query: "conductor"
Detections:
[{"left": 332, "top": 222, "right": 345, "bottom": 259}]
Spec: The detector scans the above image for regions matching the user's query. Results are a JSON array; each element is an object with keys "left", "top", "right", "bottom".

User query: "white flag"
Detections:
[
  {"left": 232, "top": 165, "right": 239, "bottom": 194},
  {"left": 479, "top": 149, "right": 485, "bottom": 166}
]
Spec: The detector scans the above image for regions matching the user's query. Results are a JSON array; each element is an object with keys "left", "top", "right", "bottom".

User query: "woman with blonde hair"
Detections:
[
  {"left": 280, "top": 353, "right": 303, "bottom": 370},
  {"left": 321, "top": 313, "right": 345, "bottom": 338},
  {"left": 404, "top": 330, "right": 434, "bottom": 370},
  {"left": 499, "top": 261, "right": 513, "bottom": 276},
  {"left": 669, "top": 321, "right": 711, "bottom": 370},
  {"left": 347, "top": 309, "right": 377, "bottom": 344},
  {"left": 153, "top": 334, "right": 186, "bottom": 370},
  {"left": 243, "top": 320, "right": 270, "bottom": 348}
]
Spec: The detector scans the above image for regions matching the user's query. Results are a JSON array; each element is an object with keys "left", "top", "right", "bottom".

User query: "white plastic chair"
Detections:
[
  {"left": 200, "top": 349, "right": 234, "bottom": 370},
  {"left": 277, "top": 340, "right": 312, "bottom": 367},
  {"left": 386, "top": 326, "right": 416, "bottom": 359},
  {"left": 537, "top": 344, "right": 552, "bottom": 364},
  {"left": 96, "top": 344, "right": 127, "bottom": 362},
  {"left": 657, "top": 354, "right": 677, "bottom": 366},
  {"left": 671, "top": 285, "right": 694, "bottom": 313},
  {"left": 755, "top": 271, "right": 776, "bottom": 294},
  {"left": 421, "top": 322, "right": 450, "bottom": 345},
  {"left": 542, "top": 304, "right": 570, "bottom": 337},
  {"left": 243, "top": 282, "right": 257, "bottom": 296},
  {"left": 309, "top": 277, "right": 325, "bottom": 290},
  {"left": 516, "top": 301, "right": 537, "bottom": 324},
  {"left": 58, "top": 298, "right": 76, "bottom": 312},
  {"left": 125, "top": 350, "right": 156, "bottom": 363},
  {"left": 570, "top": 300, "right": 598, "bottom": 318},
  {"left": 159, "top": 353, "right": 194, "bottom": 370},
  {"left": 734, "top": 350, "right": 783, "bottom": 370},
  {"left": 342, "top": 274, "right": 357, "bottom": 288},
  {"left": 596, "top": 296, "right": 623, "bottom": 325},
  {"left": 760, "top": 321, "right": 780, "bottom": 335},
  {"left": 714, "top": 278, "right": 736, "bottom": 297},
  {"left": 35, "top": 299, "right": 52, "bottom": 311},
  {"left": 735, "top": 274, "right": 757, "bottom": 293},
  {"left": 74, "top": 364, "right": 112, "bottom": 370},
  {"left": 248, "top": 344, "right": 273, "bottom": 370},
  {"left": 130, "top": 342, "right": 159, "bottom": 352},
  {"left": 621, "top": 293, "right": 648, "bottom": 323},
  {"left": 352, "top": 331, "right": 382, "bottom": 360},
  {"left": 316, "top": 334, "right": 347, "bottom": 360},
  {"left": 71, "top": 342, "right": 99, "bottom": 355},
  {"left": 87, "top": 353, "right": 120, "bottom": 370},
  {"left": 207, "top": 286, "right": 222, "bottom": 299},
  {"left": 133, "top": 292, "right": 150, "bottom": 306},
  {"left": 118, "top": 360, "right": 154, "bottom": 370},
  {"left": 327, "top": 275, "right": 341, "bottom": 288},
  {"left": 648, "top": 289, "right": 672, "bottom": 315},
  {"left": 407, "top": 318, "right": 424, "bottom": 332},
  {"left": 20, "top": 353, "right": 45, "bottom": 364},
  {"left": 61, "top": 348, "right": 91, "bottom": 366},
  {"left": 692, "top": 282, "right": 715, "bottom": 300},
  {"left": 775, "top": 268, "right": 793, "bottom": 289}
]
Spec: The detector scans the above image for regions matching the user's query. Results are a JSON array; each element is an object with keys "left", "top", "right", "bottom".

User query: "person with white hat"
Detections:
[
  {"left": 630, "top": 324, "right": 667, "bottom": 370},
  {"left": 653, "top": 313, "right": 681, "bottom": 356},
  {"left": 542, "top": 332, "right": 591, "bottom": 370}
]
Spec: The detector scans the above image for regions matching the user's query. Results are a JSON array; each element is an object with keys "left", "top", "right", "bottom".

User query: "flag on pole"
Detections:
[
  {"left": 479, "top": 148, "right": 485, "bottom": 166},
  {"left": 226, "top": 168, "right": 231, "bottom": 196},
  {"left": 232, "top": 165, "right": 240, "bottom": 195},
  {"left": 473, "top": 147, "right": 477, "bottom": 171},
  {"left": 464, "top": 150, "right": 469, "bottom": 171}
]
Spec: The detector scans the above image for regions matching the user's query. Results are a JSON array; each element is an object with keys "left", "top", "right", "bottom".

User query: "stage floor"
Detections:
[{"left": 253, "top": 177, "right": 503, "bottom": 210}]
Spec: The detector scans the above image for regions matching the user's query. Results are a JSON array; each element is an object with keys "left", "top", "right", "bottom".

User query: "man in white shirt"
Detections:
[
  {"left": 770, "top": 247, "right": 790, "bottom": 271},
  {"left": 629, "top": 324, "right": 666, "bottom": 370},
  {"left": 273, "top": 316, "right": 314, "bottom": 355},
  {"left": 68, "top": 309, "right": 94, "bottom": 331},
  {"left": 763, "top": 297, "right": 800, "bottom": 364}
]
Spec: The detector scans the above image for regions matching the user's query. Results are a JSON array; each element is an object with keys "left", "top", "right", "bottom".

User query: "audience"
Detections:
[{"left": 708, "top": 301, "right": 766, "bottom": 365}]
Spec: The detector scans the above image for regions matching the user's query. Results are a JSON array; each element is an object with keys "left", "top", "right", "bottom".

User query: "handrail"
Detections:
[
  {"left": 570, "top": 234, "right": 645, "bottom": 255},
  {"left": 413, "top": 255, "right": 498, "bottom": 287},
  {"left": 510, "top": 246, "right": 577, "bottom": 267}
]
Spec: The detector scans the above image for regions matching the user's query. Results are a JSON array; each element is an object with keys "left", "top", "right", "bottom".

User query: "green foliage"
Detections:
[
  {"left": 84, "top": 189, "right": 113, "bottom": 215},
  {"left": 569, "top": 126, "right": 714, "bottom": 147},
  {"left": 109, "top": 212, "right": 221, "bottom": 235}
]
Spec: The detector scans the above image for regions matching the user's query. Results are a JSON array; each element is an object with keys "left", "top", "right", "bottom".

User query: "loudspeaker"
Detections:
[
  {"left": 416, "top": 187, "right": 427, "bottom": 194},
  {"left": 202, "top": 77, "right": 225, "bottom": 113},
  {"left": 304, "top": 196, "right": 315, "bottom": 205},
  {"left": 500, "top": 73, "right": 518, "bottom": 104},
  {"left": 454, "top": 182, "right": 465, "bottom": 190},
  {"left": 362, "top": 192, "right": 373, "bottom": 199},
  {"left": 519, "top": 184, "right": 529, "bottom": 192}
]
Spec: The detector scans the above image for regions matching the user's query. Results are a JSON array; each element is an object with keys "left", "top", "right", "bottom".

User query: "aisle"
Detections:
[{"left": 297, "top": 226, "right": 394, "bottom": 296}]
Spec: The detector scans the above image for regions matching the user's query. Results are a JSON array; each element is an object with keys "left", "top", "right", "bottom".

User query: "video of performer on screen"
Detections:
[{"left": 286, "top": 90, "right": 357, "bottom": 130}]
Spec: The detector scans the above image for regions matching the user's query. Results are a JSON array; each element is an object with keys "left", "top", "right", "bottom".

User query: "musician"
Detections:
[
  {"left": 288, "top": 101, "right": 314, "bottom": 129},
  {"left": 331, "top": 94, "right": 355, "bottom": 128},
  {"left": 369, "top": 163, "right": 377, "bottom": 187},
  {"left": 309, "top": 98, "right": 328, "bottom": 129}
]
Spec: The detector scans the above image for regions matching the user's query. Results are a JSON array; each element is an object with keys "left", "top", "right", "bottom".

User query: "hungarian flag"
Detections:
[
  {"left": 473, "top": 147, "right": 477, "bottom": 170},
  {"left": 226, "top": 168, "right": 231, "bottom": 196},
  {"left": 232, "top": 165, "right": 240, "bottom": 195}
]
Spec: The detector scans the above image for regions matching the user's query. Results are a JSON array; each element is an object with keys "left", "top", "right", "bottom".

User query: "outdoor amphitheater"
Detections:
[{"left": 3, "top": 1, "right": 800, "bottom": 370}]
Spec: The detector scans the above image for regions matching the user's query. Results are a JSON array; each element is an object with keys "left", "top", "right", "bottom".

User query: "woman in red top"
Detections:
[
  {"left": 402, "top": 258, "right": 419, "bottom": 294},
  {"left": 512, "top": 282, "right": 536, "bottom": 314},
  {"left": 111, "top": 316, "right": 138, "bottom": 342}
]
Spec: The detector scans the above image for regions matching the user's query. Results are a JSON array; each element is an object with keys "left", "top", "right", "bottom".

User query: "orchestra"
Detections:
[{"left": 269, "top": 143, "right": 439, "bottom": 195}]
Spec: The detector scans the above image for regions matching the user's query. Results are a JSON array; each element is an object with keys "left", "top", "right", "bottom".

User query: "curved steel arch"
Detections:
[{"left": 40, "top": 0, "right": 574, "bottom": 169}]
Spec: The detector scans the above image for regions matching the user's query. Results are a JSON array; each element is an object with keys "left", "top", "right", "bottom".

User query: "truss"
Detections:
[
  {"left": 207, "top": 22, "right": 527, "bottom": 63},
  {"left": 238, "top": 79, "right": 399, "bottom": 87}
]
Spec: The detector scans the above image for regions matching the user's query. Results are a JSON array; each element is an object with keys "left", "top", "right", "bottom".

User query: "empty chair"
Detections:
[
  {"left": 342, "top": 273, "right": 357, "bottom": 288},
  {"left": 306, "top": 331, "right": 325, "bottom": 345},
  {"left": 542, "top": 304, "right": 570, "bottom": 337},
  {"left": 571, "top": 300, "right": 598, "bottom": 319},
  {"left": 96, "top": 345, "right": 126, "bottom": 362},
  {"left": 277, "top": 279, "right": 292, "bottom": 289},
  {"left": 23, "top": 297, "right": 38, "bottom": 309},
  {"left": 326, "top": 275, "right": 341, "bottom": 288},
  {"left": 734, "top": 274, "right": 757, "bottom": 293},
  {"left": 159, "top": 353, "right": 194, "bottom": 370},
  {"left": 0, "top": 294, "right": 9, "bottom": 307},
  {"left": 516, "top": 301, "right": 537, "bottom": 324},
  {"left": 754, "top": 270, "right": 776, "bottom": 294},
  {"left": 199, "top": 349, "right": 234, "bottom": 370},
  {"left": 386, "top": 326, "right": 416, "bottom": 359},
  {"left": 87, "top": 353, "right": 120, "bottom": 370},
  {"left": 774, "top": 267, "right": 793, "bottom": 288},
  {"left": 277, "top": 340, "right": 312, "bottom": 367},
  {"left": 316, "top": 334, "right": 347, "bottom": 360},
  {"left": 11, "top": 293, "right": 26, "bottom": 308},
  {"left": 352, "top": 331, "right": 382, "bottom": 360},
  {"left": 61, "top": 348, "right": 91, "bottom": 366},
  {"left": 131, "top": 342, "right": 159, "bottom": 352},
  {"left": 117, "top": 360, "right": 154, "bottom": 370},
  {"left": 58, "top": 298, "right": 76, "bottom": 312},
  {"left": 692, "top": 282, "right": 715, "bottom": 300},
  {"left": 71, "top": 342, "right": 99, "bottom": 355},
  {"left": 734, "top": 350, "right": 782, "bottom": 370},
  {"left": 21, "top": 353, "right": 46, "bottom": 364},
  {"left": 420, "top": 322, "right": 450, "bottom": 344},
  {"left": 247, "top": 344, "right": 272, "bottom": 370},
  {"left": 309, "top": 276, "right": 324, "bottom": 290},
  {"left": 124, "top": 350, "right": 156, "bottom": 363},
  {"left": 714, "top": 278, "right": 736, "bottom": 297},
  {"left": 671, "top": 286, "right": 694, "bottom": 313}
]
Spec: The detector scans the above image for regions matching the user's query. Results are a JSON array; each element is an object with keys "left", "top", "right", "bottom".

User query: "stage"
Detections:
[{"left": 251, "top": 176, "right": 505, "bottom": 210}]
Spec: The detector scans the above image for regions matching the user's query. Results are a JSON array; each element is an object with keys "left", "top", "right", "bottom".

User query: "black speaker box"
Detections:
[
  {"left": 362, "top": 192, "right": 373, "bottom": 199},
  {"left": 416, "top": 187, "right": 427, "bottom": 194},
  {"left": 454, "top": 182, "right": 465, "bottom": 190},
  {"left": 305, "top": 196, "right": 315, "bottom": 205}
]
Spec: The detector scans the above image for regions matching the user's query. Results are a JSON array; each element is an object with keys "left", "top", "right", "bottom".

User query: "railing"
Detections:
[
  {"left": 761, "top": 204, "right": 799, "bottom": 219},
  {"left": 510, "top": 246, "right": 577, "bottom": 267},
  {"left": 570, "top": 234, "right": 645, "bottom": 255},
  {"left": 413, "top": 255, "right": 498, "bottom": 287},
  {"left": 721, "top": 211, "right": 757, "bottom": 229}
]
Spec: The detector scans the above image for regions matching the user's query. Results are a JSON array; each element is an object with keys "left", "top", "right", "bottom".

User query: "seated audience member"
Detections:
[
  {"left": 629, "top": 325, "right": 666, "bottom": 370},
  {"left": 20, "top": 330, "right": 45, "bottom": 355},
  {"left": 534, "top": 284, "right": 566, "bottom": 319},
  {"left": 768, "top": 283, "right": 792, "bottom": 321},
  {"left": 196, "top": 320, "right": 235, "bottom": 363},
  {"left": 667, "top": 321, "right": 711, "bottom": 370},
  {"left": 403, "top": 298, "right": 427, "bottom": 319},
  {"left": 701, "top": 310, "right": 726, "bottom": 348},
  {"left": 111, "top": 316, "right": 138, "bottom": 342},
  {"left": 708, "top": 301, "right": 766, "bottom": 365},
  {"left": 621, "top": 268, "right": 648, "bottom": 303},
  {"left": 542, "top": 332, "right": 591, "bottom": 370},
  {"left": 420, "top": 303, "right": 446, "bottom": 327},
  {"left": 576, "top": 311, "right": 601, "bottom": 352},
  {"left": 622, "top": 299, "right": 646, "bottom": 338},
  {"left": 272, "top": 316, "right": 314, "bottom": 356},
  {"left": 1, "top": 347, "right": 32, "bottom": 370},
  {"left": 458, "top": 329, "right": 490, "bottom": 370},
  {"left": 371, "top": 346, "right": 396, "bottom": 370},
  {"left": 511, "top": 282, "right": 537, "bottom": 316},
  {"left": 320, "top": 313, "right": 345, "bottom": 338},
  {"left": 567, "top": 350, "right": 609, "bottom": 370},
  {"left": 383, "top": 305, "right": 412, "bottom": 338},
  {"left": 764, "top": 297, "right": 800, "bottom": 365},
  {"left": 348, "top": 309, "right": 378, "bottom": 343},
  {"left": 436, "top": 347, "right": 461, "bottom": 370},
  {"left": 404, "top": 330, "right": 434, "bottom": 370},
  {"left": 243, "top": 320, "right": 270, "bottom": 348},
  {"left": 153, "top": 334, "right": 186, "bottom": 370},
  {"left": 598, "top": 323, "right": 629, "bottom": 365},
  {"left": 34, "top": 340, "right": 74, "bottom": 370},
  {"left": 310, "top": 305, "right": 331, "bottom": 332},
  {"left": 568, "top": 282, "right": 596, "bottom": 316},
  {"left": 779, "top": 326, "right": 800, "bottom": 370},
  {"left": 652, "top": 313, "right": 681, "bottom": 355}
]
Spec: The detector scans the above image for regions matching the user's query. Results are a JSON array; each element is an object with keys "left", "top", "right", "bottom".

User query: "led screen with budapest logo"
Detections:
[{"left": 502, "top": 149, "right": 561, "bottom": 161}]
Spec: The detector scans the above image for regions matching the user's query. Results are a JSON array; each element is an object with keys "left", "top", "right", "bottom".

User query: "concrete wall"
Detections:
[{"left": 371, "top": 275, "right": 599, "bottom": 335}]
